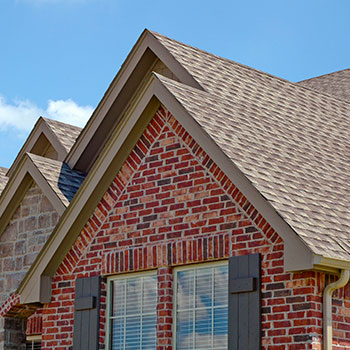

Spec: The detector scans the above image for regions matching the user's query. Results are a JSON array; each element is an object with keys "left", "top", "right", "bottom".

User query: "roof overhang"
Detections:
[
  {"left": 17, "top": 74, "right": 322, "bottom": 305},
  {"left": 65, "top": 29, "right": 203, "bottom": 174}
]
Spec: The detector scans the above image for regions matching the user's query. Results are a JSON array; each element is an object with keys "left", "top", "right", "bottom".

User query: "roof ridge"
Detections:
[
  {"left": 297, "top": 68, "right": 350, "bottom": 84},
  {"left": 150, "top": 30, "right": 350, "bottom": 107},
  {"left": 149, "top": 30, "right": 295, "bottom": 85},
  {"left": 42, "top": 117, "right": 82, "bottom": 130}
]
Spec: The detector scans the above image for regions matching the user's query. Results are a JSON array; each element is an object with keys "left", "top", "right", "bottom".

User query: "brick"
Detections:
[{"left": 34, "top": 107, "right": 347, "bottom": 350}]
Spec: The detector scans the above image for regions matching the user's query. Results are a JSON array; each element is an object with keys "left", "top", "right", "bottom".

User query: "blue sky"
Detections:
[{"left": 0, "top": 0, "right": 349, "bottom": 168}]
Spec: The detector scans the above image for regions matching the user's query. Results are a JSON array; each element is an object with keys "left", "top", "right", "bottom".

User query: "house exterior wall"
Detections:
[
  {"left": 0, "top": 183, "right": 59, "bottom": 350},
  {"left": 322, "top": 281, "right": 350, "bottom": 350},
  {"left": 39, "top": 107, "right": 350, "bottom": 350},
  {"left": 0, "top": 183, "right": 59, "bottom": 304}
]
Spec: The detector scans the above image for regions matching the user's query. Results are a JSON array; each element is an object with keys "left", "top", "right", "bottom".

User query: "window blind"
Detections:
[
  {"left": 25, "top": 341, "right": 41, "bottom": 350},
  {"left": 175, "top": 264, "right": 228, "bottom": 350},
  {"left": 109, "top": 274, "right": 157, "bottom": 350}
]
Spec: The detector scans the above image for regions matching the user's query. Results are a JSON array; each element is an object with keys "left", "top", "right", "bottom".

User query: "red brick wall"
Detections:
[
  {"left": 311, "top": 275, "right": 350, "bottom": 350},
  {"left": 40, "top": 106, "right": 349, "bottom": 349}
]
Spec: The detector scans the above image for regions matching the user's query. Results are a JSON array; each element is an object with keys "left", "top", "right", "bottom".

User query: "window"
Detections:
[
  {"left": 174, "top": 263, "right": 228, "bottom": 350},
  {"left": 25, "top": 336, "right": 41, "bottom": 350},
  {"left": 107, "top": 272, "right": 157, "bottom": 350}
]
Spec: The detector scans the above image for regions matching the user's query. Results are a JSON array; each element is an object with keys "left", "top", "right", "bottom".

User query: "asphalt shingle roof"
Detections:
[
  {"left": 151, "top": 31, "right": 350, "bottom": 260},
  {"left": 29, "top": 154, "right": 86, "bottom": 207},
  {"left": 43, "top": 118, "right": 82, "bottom": 153},
  {"left": 0, "top": 168, "right": 8, "bottom": 195},
  {"left": 297, "top": 69, "right": 350, "bottom": 102}
]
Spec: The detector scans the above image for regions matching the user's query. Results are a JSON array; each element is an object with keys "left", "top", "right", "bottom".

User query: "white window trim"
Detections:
[
  {"left": 172, "top": 260, "right": 228, "bottom": 350},
  {"left": 26, "top": 335, "right": 42, "bottom": 342},
  {"left": 106, "top": 270, "right": 157, "bottom": 350}
]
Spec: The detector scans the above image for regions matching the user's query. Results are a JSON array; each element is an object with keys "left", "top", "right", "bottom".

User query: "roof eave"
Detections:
[{"left": 313, "top": 255, "right": 350, "bottom": 274}]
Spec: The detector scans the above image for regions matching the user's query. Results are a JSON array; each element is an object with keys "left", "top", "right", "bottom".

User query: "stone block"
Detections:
[
  {"left": 15, "top": 257, "right": 23, "bottom": 271},
  {"left": 5, "top": 272, "right": 26, "bottom": 292},
  {"left": 20, "top": 206, "right": 30, "bottom": 217},
  {"left": 14, "top": 241, "right": 26, "bottom": 255},
  {"left": 0, "top": 243, "right": 13, "bottom": 258},
  {"left": 3, "top": 259, "right": 15, "bottom": 272},
  {"left": 24, "top": 217, "right": 37, "bottom": 232},
  {"left": 38, "top": 214, "right": 51, "bottom": 229},
  {"left": 40, "top": 196, "right": 54, "bottom": 212},
  {"left": 24, "top": 253, "right": 37, "bottom": 267},
  {"left": 22, "top": 195, "right": 40, "bottom": 207},
  {"left": 1, "top": 223, "right": 17, "bottom": 242}
]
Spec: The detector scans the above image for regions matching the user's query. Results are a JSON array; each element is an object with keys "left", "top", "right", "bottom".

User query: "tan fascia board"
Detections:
[
  {"left": 7, "top": 118, "right": 67, "bottom": 178},
  {"left": 18, "top": 76, "right": 161, "bottom": 304},
  {"left": 0, "top": 154, "right": 66, "bottom": 240},
  {"left": 18, "top": 74, "right": 317, "bottom": 306},
  {"left": 65, "top": 29, "right": 202, "bottom": 170},
  {"left": 313, "top": 255, "right": 350, "bottom": 274}
]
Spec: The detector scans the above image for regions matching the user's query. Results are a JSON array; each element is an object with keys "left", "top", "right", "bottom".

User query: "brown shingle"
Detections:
[
  {"left": 297, "top": 69, "right": 350, "bottom": 102},
  {"left": 28, "top": 154, "right": 86, "bottom": 207},
  {"left": 150, "top": 31, "right": 350, "bottom": 260},
  {"left": 43, "top": 118, "right": 82, "bottom": 153}
]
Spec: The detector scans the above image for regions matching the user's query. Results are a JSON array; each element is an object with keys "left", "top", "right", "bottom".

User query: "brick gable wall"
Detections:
[{"left": 40, "top": 106, "right": 350, "bottom": 350}]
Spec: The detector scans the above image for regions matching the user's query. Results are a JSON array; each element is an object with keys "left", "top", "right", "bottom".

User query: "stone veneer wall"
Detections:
[
  {"left": 0, "top": 183, "right": 59, "bottom": 303},
  {"left": 0, "top": 183, "right": 59, "bottom": 349}
]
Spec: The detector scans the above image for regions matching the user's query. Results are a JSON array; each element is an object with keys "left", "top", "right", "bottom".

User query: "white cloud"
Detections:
[
  {"left": 0, "top": 95, "right": 93, "bottom": 132},
  {"left": 46, "top": 99, "right": 93, "bottom": 127}
]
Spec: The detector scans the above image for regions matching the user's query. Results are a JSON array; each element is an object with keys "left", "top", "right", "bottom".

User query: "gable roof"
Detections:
[
  {"left": 297, "top": 69, "right": 350, "bottom": 102},
  {"left": 148, "top": 31, "right": 350, "bottom": 261},
  {"left": 17, "top": 30, "right": 350, "bottom": 304},
  {"left": 65, "top": 29, "right": 202, "bottom": 173},
  {"left": 0, "top": 152, "right": 85, "bottom": 242},
  {"left": 43, "top": 118, "right": 82, "bottom": 154},
  {"left": 7, "top": 117, "right": 81, "bottom": 178}
]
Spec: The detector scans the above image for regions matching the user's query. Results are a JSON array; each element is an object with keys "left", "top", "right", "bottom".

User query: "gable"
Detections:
[
  {"left": 65, "top": 30, "right": 202, "bottom": 174},
  {"left": 7, "top": 117, "right": 81, "bottom": 178},
  {"left": 19, "top": 74, "right": 319, "bottom": 305},
  {"left": 29, "top": 132, "right": 58, "bottom": 160},
  {"left": 40, "top": 106, "right": 313, "bottom": 349}
]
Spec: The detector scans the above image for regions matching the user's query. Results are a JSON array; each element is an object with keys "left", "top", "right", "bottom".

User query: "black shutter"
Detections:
[
  {"left": 73, "top": 276, "right": 100, "bottom": 350},
  {"left": 228, "top": 253, "right": 261, "bottom": 350}
]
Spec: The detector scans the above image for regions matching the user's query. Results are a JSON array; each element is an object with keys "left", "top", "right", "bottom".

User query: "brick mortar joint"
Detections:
[
  {"left": 163, "top": 116, "right": 279, "bottom": 249},
  {"left": 60, "top": 110, "right": 169, "bottom": 275}
]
